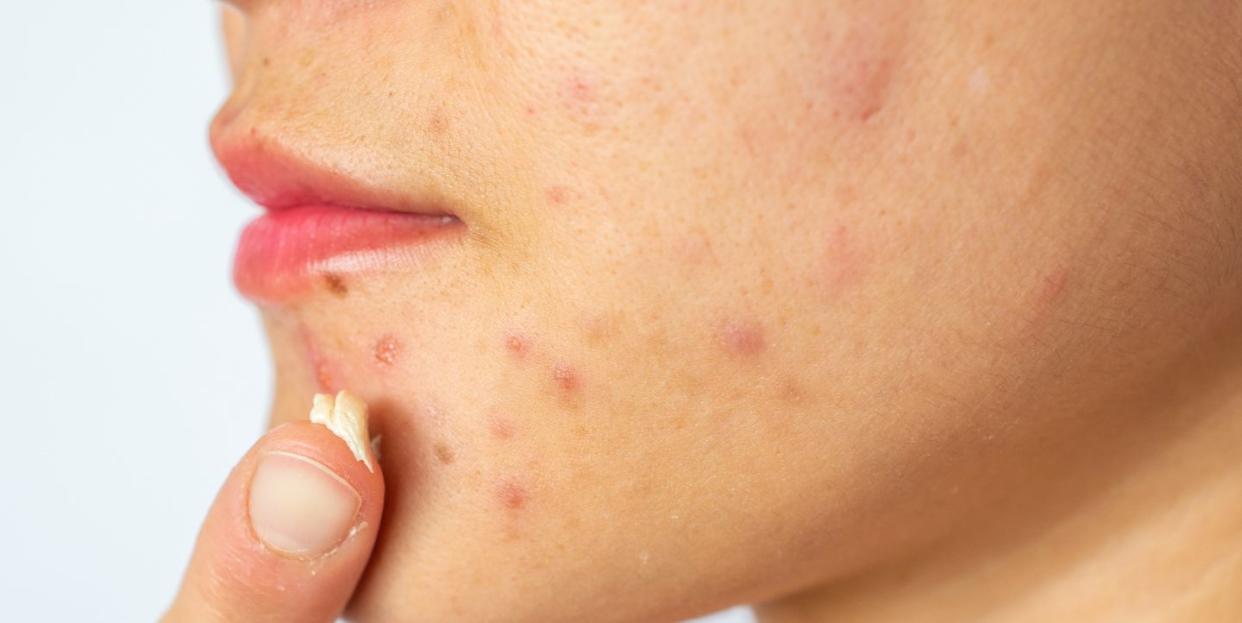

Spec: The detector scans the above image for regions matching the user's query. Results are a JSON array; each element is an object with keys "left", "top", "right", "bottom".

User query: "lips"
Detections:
[{"left": 212, "top": 132, "right": 463, "bottom": 303}]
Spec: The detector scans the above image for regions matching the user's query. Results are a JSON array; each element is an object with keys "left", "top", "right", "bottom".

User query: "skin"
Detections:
[{"left": 209, "top": 1, "right": 1242, "bottom": 621}]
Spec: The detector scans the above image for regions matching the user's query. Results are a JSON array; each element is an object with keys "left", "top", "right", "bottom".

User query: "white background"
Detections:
[{"left": 0, "top": 3, "right": 754, "bottom": 622}]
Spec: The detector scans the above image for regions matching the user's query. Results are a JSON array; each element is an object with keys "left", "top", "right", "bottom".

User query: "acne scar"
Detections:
[
  {"left": 552, "top": 364, "right": 580, "bottom": 392},
  {"left": 433, "top": 442, "right": 456, "bottom": 465},
  {"left": 718, "top": 320, "right": 767, "bottom": 356},
  {"left": 497, "top": 479, "right": 528, "bottom": 510},
  {"left": 323, "top": 273, "right": 348, "bottom": 297},
  {"left": 373, "top": 334, "right": 401, "bottom": 367}
]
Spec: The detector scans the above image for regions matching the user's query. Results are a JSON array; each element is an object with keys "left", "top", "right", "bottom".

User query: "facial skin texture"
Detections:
[{"left": 212, "top": 2, "right": 1242, "bottom": 622}]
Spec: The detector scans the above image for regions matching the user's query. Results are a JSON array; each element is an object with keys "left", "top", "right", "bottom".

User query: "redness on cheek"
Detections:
[
  {"left": 718, "top": 320, "right": 767, "bottom": 357},
  {"left": 561, "top": 73, "right": 602, "bottom": 132},
  {"left": 497, "top": 479, "right": 528, "bottom": 511},
  {"left": 373, "top": 334, "right": 401, "bottom": 367}
]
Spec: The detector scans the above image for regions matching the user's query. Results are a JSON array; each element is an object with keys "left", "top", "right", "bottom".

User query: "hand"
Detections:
[{"left": 164, "top": 421, "right": 385, "bottom": 622}]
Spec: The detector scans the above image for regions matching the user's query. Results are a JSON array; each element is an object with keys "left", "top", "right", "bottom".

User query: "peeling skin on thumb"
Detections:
[{"left": 309, "top": 390, "right": 375, "bottom": 472}]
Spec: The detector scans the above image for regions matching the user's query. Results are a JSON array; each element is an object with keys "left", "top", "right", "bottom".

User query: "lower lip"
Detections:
[{"left": 233, "top": 205, "right": 461, "bottom": 303}]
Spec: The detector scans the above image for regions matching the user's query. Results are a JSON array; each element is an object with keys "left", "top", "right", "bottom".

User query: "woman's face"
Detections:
[{"left": 211, "top": 2, "right": 1241, "bottom": 620}]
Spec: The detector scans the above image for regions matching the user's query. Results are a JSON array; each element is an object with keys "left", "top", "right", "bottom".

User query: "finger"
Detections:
[{"left": 164, "top": 419, "right": 385, "bottom": 623}]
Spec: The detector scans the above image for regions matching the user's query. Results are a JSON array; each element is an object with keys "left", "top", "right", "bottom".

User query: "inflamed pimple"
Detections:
[{"left": 309, "top": 390, "right": 376, "bottom": 473}]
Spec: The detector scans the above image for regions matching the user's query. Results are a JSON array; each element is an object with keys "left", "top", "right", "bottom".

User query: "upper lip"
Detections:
[{"left": 209, "top": 121, "right": 457, "bottom": 219}]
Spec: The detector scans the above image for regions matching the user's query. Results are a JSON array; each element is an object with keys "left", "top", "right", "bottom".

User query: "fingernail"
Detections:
[{"left": 248, "top": 451, "right": 361, "bottom": 557}]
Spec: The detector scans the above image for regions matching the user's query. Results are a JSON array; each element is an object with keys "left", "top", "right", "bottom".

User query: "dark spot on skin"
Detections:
[
  {"left": 498, "top": 479, "right": 527, "bottom": 510},
  {"left": 261, "top": 56, "right": 271, "bottom": 67},
  {"left": 552, "top": 364, "right": 579, "bottom": 392},
  {"left": 433, "top": 443, "right": 455, "bottom": 465},
  {"left": 373, "top": 334, "right": 401, "bottom": 367},
  {"left": 323, "top": 273, "right": 348, "bottom": 297},
  {"left": 525, "top": 104, "right": 538, "bottom": 116},
  {"left": 718, "top": 320, "right": 767, "bottom": 356},
  {"left": 505, "top": 333, "right": 530, "bottom": 359},
  {"left": 545, "top": 185, "right": 570, "bottom": 205},
  {"left": 489, "top": 415, "right": 515, "bottom": 441}
]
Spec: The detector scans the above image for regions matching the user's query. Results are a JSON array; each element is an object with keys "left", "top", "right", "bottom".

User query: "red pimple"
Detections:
[
  {"left": 552, "top": 364, "right": 579, "bottom": 392},
  {"left": 498, "top": 479, "right": 528, "bottom": 510},
  {"left": 373, "top": 334, "right": 401, "bottom": 367},
  {"left": 719, "top": 320, "right": 767, "bottom": 356}
]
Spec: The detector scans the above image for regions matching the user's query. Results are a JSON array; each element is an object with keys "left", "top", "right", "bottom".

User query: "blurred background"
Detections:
[{"left": 0, "top": 3, "right": 752, "bottom": 621}]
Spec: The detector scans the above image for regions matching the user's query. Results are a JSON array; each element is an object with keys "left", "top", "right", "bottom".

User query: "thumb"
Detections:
[{"left": 164, "top": 395, "right": 385, "bottom": 623}]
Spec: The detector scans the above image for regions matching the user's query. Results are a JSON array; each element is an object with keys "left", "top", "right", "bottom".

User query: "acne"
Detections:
[
  {"left": 497, "top": 479, "right": 528, "bottom": 511},
  {"left": 1024, "top": 267, "right": 1071, "bottom": 329},
  {"left": 299, "top": 326, "right": 339, "bottom": 392},
  {"left": 807, "top": 13, "right": 907, "bottom": 125},
  {"left": 489, "top": 415, "right": 515, "bottom": 441},
  {"left": 552, "top": 364, "right": 580, "bottom": 392},
  {"left": 322, "top": 273, "right": 349, "bottom": 297},
  {"left": 545, "top": 185, "right": 570, "bottom": 205},
  {"left": 822, "top": 224, "right": 868, "bottom": 295},
  {"left": 718, "top": 320, "right": 767, "bottom": 357},
  {"left": 373, "top": 334, "right": 401, "bottom": 367},
  {"left": 504, "top": 333, "right": 531, "bottom": 359},
  {"left": 427, "top": 109, "right": 450, "bottom": 135}
]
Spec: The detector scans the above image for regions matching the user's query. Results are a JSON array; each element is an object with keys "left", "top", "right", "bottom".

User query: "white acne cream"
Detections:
[{"left": 309, "top": 390, "right": 375, "bottom": 472}]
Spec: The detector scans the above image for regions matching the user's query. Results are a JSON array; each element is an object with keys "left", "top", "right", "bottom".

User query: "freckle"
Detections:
[
  {"left": 525, "top": 104, "right": 538, "bottom": 116},
  {"left": 545, "top": 186, "right": 570, "bottom": 205},
  {"left": 323, "top": 273, "right": 348, "bottom": 297},
  {"left": 433, "top": 443, "right": 455, "bottom": 465},
  {"left": 553, "top": 365, "right": 579, "bottom": 392},
  {"left": 373, "top": 334, "right": 401, "bottom": 367},
  {"left": 718, "top": 321, "right": 767, "bottom": 356},
  {"left": 504, "top": 333, "right": 530, "bottom": 359},
  {"left": 489, "top": 415, "right": 515, "bottom": 441},
  {"left": 261, "top": 56, "right": 271, "bottom": 67},
  {"left": 497, "top": 479, "right": 527, "bottom": 510}
]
